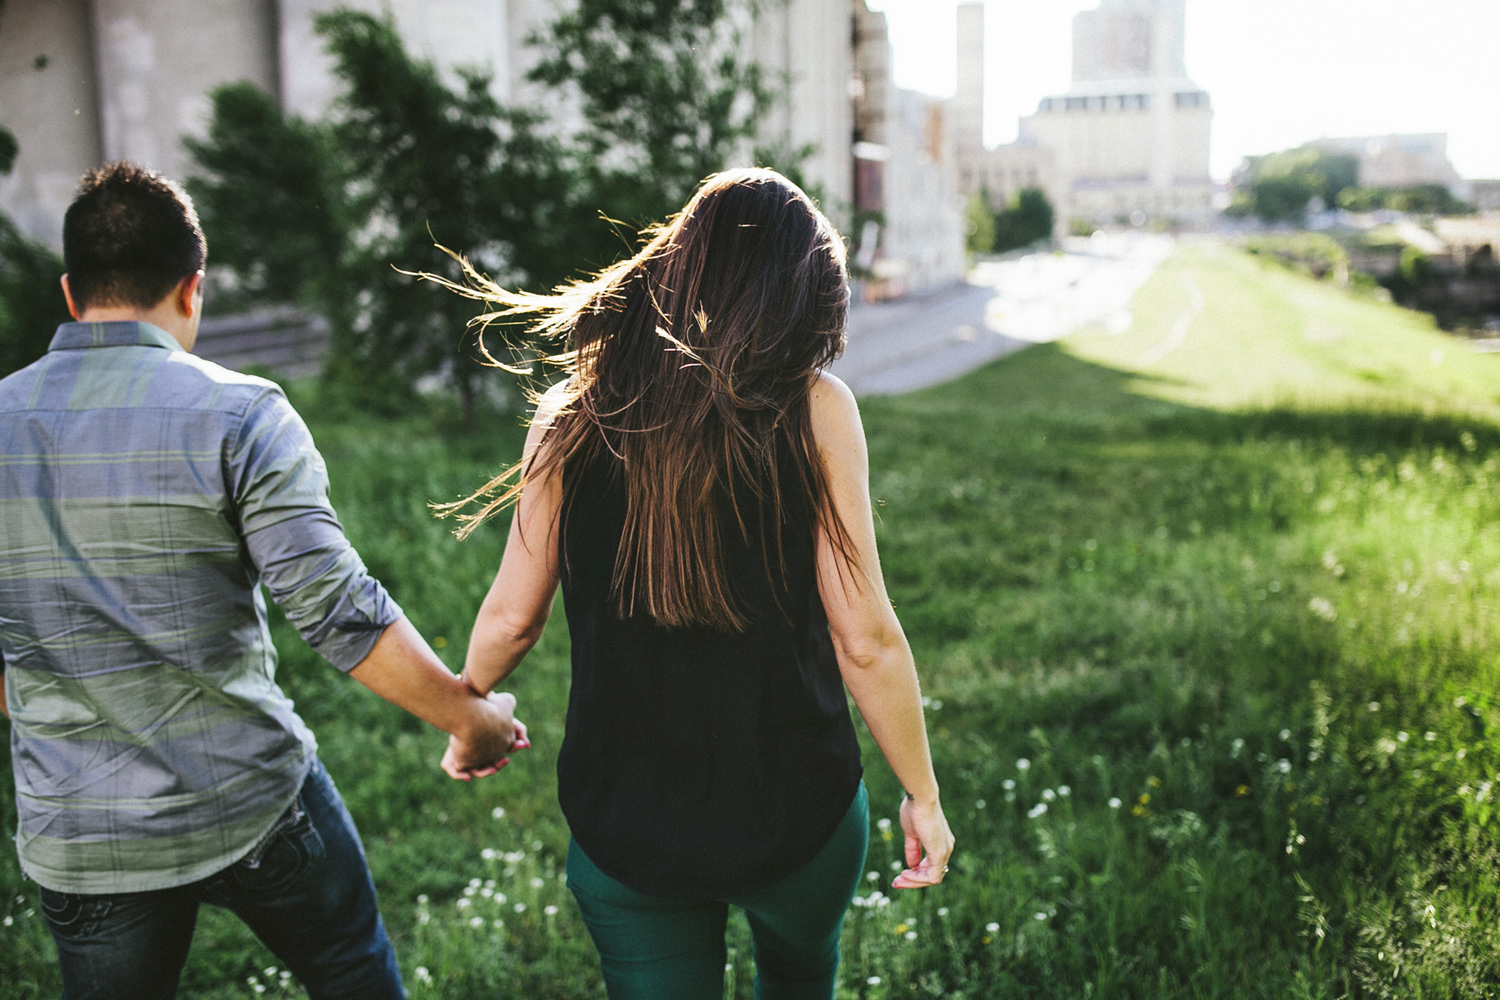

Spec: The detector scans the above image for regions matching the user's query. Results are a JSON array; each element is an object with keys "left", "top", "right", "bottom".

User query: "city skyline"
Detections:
[{"left": 865, "top": 0, "right": 1500, "bottom": 183}]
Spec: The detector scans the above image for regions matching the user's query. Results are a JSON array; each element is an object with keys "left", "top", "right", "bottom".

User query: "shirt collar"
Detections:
[{"left": 48, "top": 320, "right": 185, "bottom": 354}]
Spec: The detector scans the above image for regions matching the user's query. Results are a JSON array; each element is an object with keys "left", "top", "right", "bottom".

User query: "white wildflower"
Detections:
[{"left": 1028, "top": 802, "right": 1048, "bottom": 819}]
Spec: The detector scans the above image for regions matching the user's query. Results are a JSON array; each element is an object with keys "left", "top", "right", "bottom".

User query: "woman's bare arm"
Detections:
[
  {"left": 460, "top": 396, "right": 566, "bottom": 697},
  {"left": 810, "top": 372, "right": 954, "bottom": 888}
]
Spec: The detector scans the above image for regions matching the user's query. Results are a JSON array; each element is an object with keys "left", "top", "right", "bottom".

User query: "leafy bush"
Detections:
[
  {"left": 991, "top": 188, "right": 1055, "bottom": 254},
  {"left": 1337, "top": 184, "right": 1475, "bottom": 216},
  {"left": 1227, "top": 146, "right": 1359, "bottom": 223},
  {"left": 1242, "top": 233, "right": 1350, "bottom": 283},
  {"left": 0, "top": 127, "right": 69, "bottom": 379}
]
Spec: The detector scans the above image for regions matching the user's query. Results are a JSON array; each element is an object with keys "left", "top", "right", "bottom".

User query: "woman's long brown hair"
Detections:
[{"left": 435, "top": 168, "right": 856, "bottom": 631}]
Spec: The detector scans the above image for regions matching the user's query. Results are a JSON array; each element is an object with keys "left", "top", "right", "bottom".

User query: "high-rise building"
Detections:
[
  {"left": 951, "top": 3, "right": 1059, "bottom": 228},
  {"left": 850, "top": 1, "right": 965, "bottom": 297},
  {"left": 1017, "top": 0, "right": 1214, "bottom": 226}
]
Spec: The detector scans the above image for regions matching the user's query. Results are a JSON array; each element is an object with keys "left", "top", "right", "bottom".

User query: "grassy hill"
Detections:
[{"left": 2, "top": 241, "right": 1498, "bottom": 998}]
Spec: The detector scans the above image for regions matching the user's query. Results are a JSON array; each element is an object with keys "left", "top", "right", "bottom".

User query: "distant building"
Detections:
[
  {"left": 951, "top": 3, "right": 1059, "bottom": 222},
  {"left": 0, "top": 0, "right": 853, "bottom": 251},
  {"left": 1473, "top": 180, "right": 1500, "bottom": 215},
  {"left": 1311, "top": 134, "right": 1465, "bottom": 197},
  {"left": 850, "top": 1, "right": 965, "bottom": 298},
  {"left": 1015, "top": 0, "right": 1214, "bottom": 227}
]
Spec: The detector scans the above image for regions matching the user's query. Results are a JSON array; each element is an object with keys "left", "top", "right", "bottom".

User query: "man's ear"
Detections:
[
  {"left": 175, "top": 270, "right": 205, "bottom": 318},
  {"left": 60, "top": 274, "right": 81, "bottom": 320}
]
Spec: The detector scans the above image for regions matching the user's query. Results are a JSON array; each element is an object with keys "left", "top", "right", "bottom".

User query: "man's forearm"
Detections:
[{"left": 350, "top": 617, "right": 485, "bottom": 740}]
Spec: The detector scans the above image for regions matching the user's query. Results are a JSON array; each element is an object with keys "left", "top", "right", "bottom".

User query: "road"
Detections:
[{"left": 830, "top": 232, "right": 1174, "bottom": 395}]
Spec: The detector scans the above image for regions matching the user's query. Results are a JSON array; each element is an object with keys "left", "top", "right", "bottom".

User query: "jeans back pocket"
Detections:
[{"left": 222, "top": 795, "right": 326, "bottom": 893}]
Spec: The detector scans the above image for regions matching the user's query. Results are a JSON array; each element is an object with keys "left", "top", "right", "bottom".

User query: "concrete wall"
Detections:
[
  {"left": 881, "top": 88, "right": 964, "bottom": 295},
  {"left": 277, "top": 0, "right": 527, "bottom": 119},
  {"left": 92, "top": 0, "right": 279, "bottom": 178},
  {"left": 0, "top": 0, "right": 102, "bottom": 247}
]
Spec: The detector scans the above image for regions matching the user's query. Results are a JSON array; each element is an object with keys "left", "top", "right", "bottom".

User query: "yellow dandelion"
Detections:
[
  {"left": 1235, "top": 785, "right": 1250, "bottom": 797},
  {"left": 1148, "top": 776, "right": 1163, "bottom": 788},
  {"left": 1138, "top": 793, "right": 1151, "bottom": 805},
  {"left": 894, "top": 923, "right": 910, "bottom": 935},
  {"left": 433, "top": 636, "right": 448, "bottom": 649}
]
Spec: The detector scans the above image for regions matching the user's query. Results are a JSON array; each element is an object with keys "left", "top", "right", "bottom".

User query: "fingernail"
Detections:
[{"left": 497, "top": 757, "right": 511, "bottom": 768}]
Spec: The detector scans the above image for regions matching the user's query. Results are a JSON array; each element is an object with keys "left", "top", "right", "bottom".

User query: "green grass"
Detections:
[{"left": 3, "top": 241, "right": 1500, "bottom": 998}]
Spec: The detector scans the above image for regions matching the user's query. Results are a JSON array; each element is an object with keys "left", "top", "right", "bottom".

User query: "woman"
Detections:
[{"left": 445, "top": 168, "right": 953, "bottom": 999}]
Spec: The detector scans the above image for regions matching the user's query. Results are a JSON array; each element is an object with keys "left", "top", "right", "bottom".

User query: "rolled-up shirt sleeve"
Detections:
[{"left": 228, "top": 388, "right": 402, "bottom": 671}]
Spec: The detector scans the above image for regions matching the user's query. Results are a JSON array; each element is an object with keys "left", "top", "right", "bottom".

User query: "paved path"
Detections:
[{"left": 831, "top": 232, "right": 1174, "bottom": 395}]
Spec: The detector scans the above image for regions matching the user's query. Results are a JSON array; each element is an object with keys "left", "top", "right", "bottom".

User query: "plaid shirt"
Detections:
[{"left": 0, "top": 321, "right": 401, "bottom": 893}]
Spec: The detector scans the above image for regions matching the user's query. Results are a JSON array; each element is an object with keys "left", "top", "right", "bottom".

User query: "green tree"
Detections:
[
  {"left": 993, "top": 187, "right": 1055, "bottom": 253},
  {"left": 966, "top": 190, "right": 996, "bottom": 254},
  {"left": 187, "top": 12, "right": 575, "bottom": 419},
  {"left": 1228, "top": 146, "right": 1359, "bottom": 223},
  {"left": 526, "top": 0, "right": 773, "bottom": 255},
  {"left": 1337, "top": 183, "right": 1473, "bottom": 216},
  {"left": 0, "top": 125, "right": 69, "bottom": 378},
  {"left": 188, "top": 4, "right": 776, "bottom": 418}
]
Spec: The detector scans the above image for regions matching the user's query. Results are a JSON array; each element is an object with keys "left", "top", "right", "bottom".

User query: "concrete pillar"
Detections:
[
  {"left": 0, "top": 0, "right": 103, "bottom": 246},
  {"left": 1147, "top": 0, "right": 1175, "bottom": 193},
  {"left": 953, "top": 2, "right": 983, "bottom": 152}
]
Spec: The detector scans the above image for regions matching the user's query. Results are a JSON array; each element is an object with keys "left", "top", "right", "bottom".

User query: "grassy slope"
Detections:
[{"left": 2, "top": 242, "right": 1498, "bottom": 998}]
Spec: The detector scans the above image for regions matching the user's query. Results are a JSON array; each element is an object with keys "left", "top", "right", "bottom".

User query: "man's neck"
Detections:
[{"left": 75, "top": 305, "right": 197, "bottom": 352}]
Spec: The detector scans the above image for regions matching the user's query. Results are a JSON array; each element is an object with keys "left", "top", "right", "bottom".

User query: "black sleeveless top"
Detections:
[{"left": 556, "top": 446, "right": 863, "bottom": 899}]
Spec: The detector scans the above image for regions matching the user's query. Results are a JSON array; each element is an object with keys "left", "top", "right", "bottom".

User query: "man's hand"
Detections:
[{"left": 441, "top": 692, "right": 530, "bottom": 781}]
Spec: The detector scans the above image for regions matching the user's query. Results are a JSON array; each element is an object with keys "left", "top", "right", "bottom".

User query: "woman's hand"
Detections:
[
  {"left": 891, "top": 794, "right": 954, "bottom": 889},
  {"left": 441, "top": 692, "right": 531, "bottom": 781}
]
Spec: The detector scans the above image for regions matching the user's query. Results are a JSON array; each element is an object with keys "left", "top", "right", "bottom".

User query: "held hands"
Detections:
[
  {"left": 891, "top": 794, "right": 955, "bottom": 889},
  {"left": 441, "top": 691, "right": 530, "bottom": 781}
]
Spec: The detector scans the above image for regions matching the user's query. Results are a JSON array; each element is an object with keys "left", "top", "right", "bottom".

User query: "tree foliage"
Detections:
[
  {"left": 0, "top": 126, "right": 69, "bottom": 378},
  {"left": 188, "top": 12, "right": 577, "bottom": 417},
  {"left": 991, "top": 187, "right": 1055, "bottom": 253},
  {"left": 1337, "top": 183, "right": 1474, "bottom": 216},
  {"left": 527, "top": 0, "right": 771, "bottom": 244},
  {"left": 965, "top": 191, "right": 996, "bottom": 255},
  {"left": 1227, "top": 146, "right": 1360, "bottom": 222},
  {"left": 187, "top": 3, "right": 777, "bottom": 417}
]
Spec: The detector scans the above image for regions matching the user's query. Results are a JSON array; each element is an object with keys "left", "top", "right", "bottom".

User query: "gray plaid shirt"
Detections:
[{"left": 0, "top": 321, "right": 401, "bottom": 893}]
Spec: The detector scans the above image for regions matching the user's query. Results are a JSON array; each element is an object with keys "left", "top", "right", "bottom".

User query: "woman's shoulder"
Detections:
[{"left": 808, "top": 371, "right": 863, "bottom": 451}]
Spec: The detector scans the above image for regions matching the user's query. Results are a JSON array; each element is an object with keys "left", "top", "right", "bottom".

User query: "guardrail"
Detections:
[{"left": 195, "top": 308, "right": 330, "bottom": 381}]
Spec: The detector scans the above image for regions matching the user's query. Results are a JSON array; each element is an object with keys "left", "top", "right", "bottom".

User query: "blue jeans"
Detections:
[
  {"left": 38, "top": 759, "right": 405, "bottom": 1000},
  {"left": 567, "top": 782, "right": 869, "bottom": 1000}
]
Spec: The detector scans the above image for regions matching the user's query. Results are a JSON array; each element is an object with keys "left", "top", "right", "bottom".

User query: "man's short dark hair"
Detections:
[{"left": 63, "top": 162, "right": 207, "bottom": 311}]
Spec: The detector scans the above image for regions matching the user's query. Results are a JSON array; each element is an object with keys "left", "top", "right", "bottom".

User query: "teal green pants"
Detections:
[{"left": 566, "top": 783, "right": 869, "bottom": 1000}]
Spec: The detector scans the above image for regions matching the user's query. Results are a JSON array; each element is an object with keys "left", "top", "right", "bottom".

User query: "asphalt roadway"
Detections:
[{"left": 830, "top": 232, "right": 1175, "bottom": 395}]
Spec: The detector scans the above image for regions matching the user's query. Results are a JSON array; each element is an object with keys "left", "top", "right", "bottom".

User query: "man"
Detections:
[{"left": 0, "top": 162, "right": 519, "bottom": 999}]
